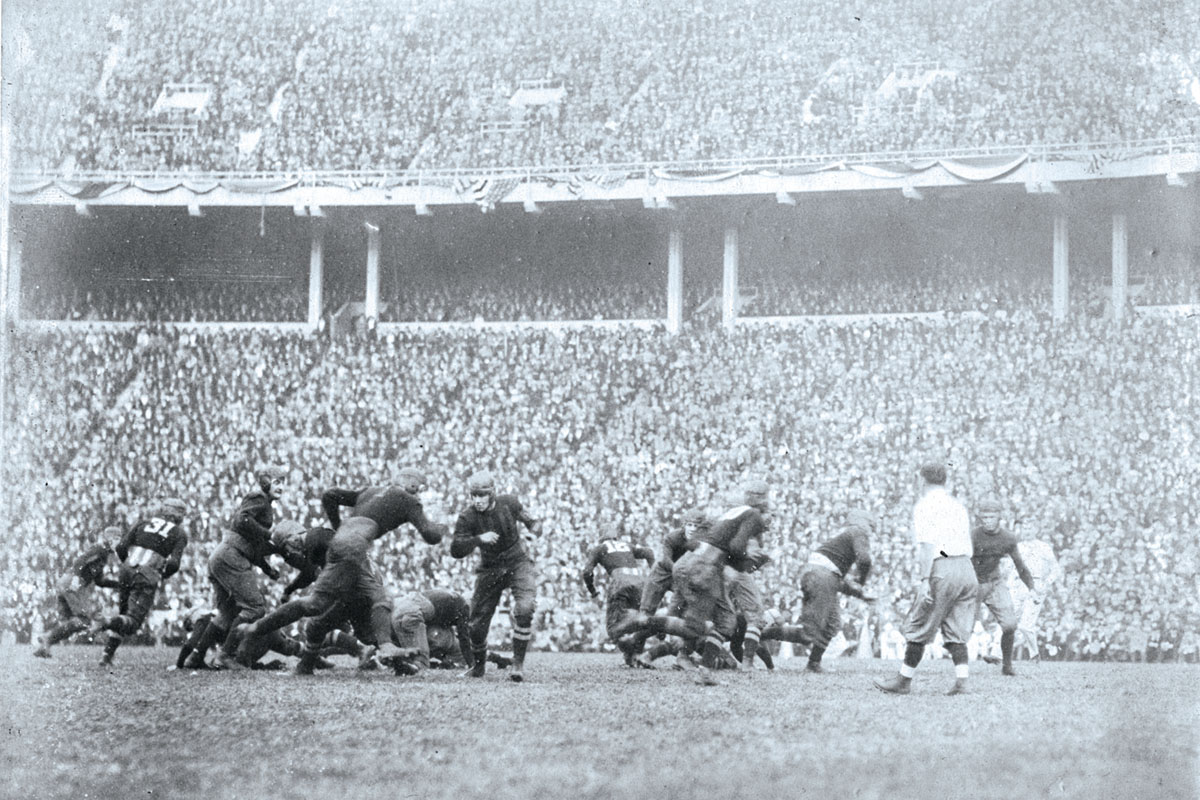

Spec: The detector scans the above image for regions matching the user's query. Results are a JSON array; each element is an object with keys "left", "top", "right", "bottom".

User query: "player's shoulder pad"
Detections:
[{"left": 496, "top": 493, "right": 522, "bottom": 508}]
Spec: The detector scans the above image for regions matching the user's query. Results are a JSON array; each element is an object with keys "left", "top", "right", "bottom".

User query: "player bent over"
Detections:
[
  {"left": 33, "top": 530, "right": 121, "bottom": 658},
  {"left": 616, "top": 480, "right": 771, "bottom": 685},
  {"left": 760, "top": 508, "right": 877, "bottom": 673},
  {"left": 390, "top": 589, "right": 475, "bottom": 675},
  {"left": 96, "top": 499, "right": 189, "bottom": 666},
  {"left": 451, "top": 471, "right": 543, "bottom": 682},
  {"left": 875, "top": 463, "right": 977, "bottom": 695},
  {"left": 970, "top": 496, "right": 1035, "bottom": 675},
  {"left": 582, "top": 527, "right": 654, "bottom": 666},
  {"left": 239, "top": 467, "right": 447, "bottom": 675},
  {"left": 196, "top": 466, "right": 290, "bottom": 670}
]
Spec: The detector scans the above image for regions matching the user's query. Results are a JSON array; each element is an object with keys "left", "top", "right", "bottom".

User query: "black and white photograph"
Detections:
[{"left": 1, "top": 0, "right": 1197, "bottom": 798}]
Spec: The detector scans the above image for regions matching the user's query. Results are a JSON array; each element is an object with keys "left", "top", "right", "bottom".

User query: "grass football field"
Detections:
[{"left": 2, "top": 645, "right": 1196, "bottom": 800}]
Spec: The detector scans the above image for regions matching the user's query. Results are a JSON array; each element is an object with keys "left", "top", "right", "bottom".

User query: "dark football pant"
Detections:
[
  {"left": 108, "top": 571, "right": 159, "bottom": 636},
  {"left": 208, "top": 543, "right": 270, "bottom": 656},
  {"left": 468, "top": 559, "right": 537, "bottom": 666},
  {"left": 671, "top": 553, "right": 737, "bottom": 641},
  {"left": 605, "top": 572, "right": 646, "bottom": 655},
  {"left": 639, "top": 562, "right": 674, "bottom": 615},
  {"left": 209, "top": 544, "right": 269, "bottom": 627},
  {"left": 800, "top": 567, "right": 842, "bottom": 649}
]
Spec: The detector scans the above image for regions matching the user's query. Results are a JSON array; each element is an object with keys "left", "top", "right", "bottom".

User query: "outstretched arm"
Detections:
[{"left": 321, "top": 488, "right": 361, "bottom": 530}]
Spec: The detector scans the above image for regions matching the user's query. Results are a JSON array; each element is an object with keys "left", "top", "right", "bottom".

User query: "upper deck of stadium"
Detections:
[{"left": 7, "top": 0, "right": 1200, "bottom": 175}]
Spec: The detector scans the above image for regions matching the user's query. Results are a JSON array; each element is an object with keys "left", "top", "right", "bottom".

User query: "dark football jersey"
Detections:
[
  {"left": 694, "top": 505, "right": 765, "bottom": 562},
  {"left": 451, "top": 495, "right": 537, "bottom": 567},
  {"left": 424, "top": 589, "right": 470, "bottom": 627},
  {"left": 971, "top": 526, "right": 1021, "bottom": 582},
  {"left": 225, "top": 490, "right": 275, "bottom": 560},
  {"left": 815, "top": 528, "right": 872, "bottom": 581},
  {"left": 660, "top": 527, "right": 690, "bottom": 564},
  {"left": 117, "top": 516, "right": 188, "bottom": 578},
  {"left": 281, "top": 526, "right": 337, "bottom": 596},
  {"left": 323, "top": 485, "right": 446, "bottom": 543}
]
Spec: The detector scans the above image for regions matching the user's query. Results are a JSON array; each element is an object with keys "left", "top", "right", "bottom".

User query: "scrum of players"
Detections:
[{"left": 35, "top": 460, "right": 1054, "bottom": 693}]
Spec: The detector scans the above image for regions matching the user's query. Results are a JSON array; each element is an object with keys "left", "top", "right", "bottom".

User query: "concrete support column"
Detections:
[
  {"left": 722, "top": 226, "right": 739, "bottom": 330},
  {"left": 308, "top": 227, "right": 324, "bottom": 331},
  {"left": 1111, "top": 213, "right": 1128, "bottom": 322},
  {"left": 1053, "top": 214, "right": 1069, "bottom": 323},
  {"left": 5, "top": 233, "right": 21, "bottom": 323},
  {"left": 667, "top": 227, "right": 682, "bottom": 335},
  {"left": 365, "top": 224, "right": 380, "bottom": 322}
]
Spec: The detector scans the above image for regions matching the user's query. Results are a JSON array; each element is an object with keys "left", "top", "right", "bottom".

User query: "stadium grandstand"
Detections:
[{"left": 1, "top": 0, "right": 1198, "bottom": 668}]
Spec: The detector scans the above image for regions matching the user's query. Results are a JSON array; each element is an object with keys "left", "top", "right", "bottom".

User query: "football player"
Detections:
[
  {"left": 582, "top": 526, "right": 654, "bottom": 665},
  {"left": 390, "top": 588, "right": 475, "bottom": 675},
  {"left": 969, "top": 497, "right": 1034, "bottom": 675},
  {"left": 96, "top": 498, "right": 189, "bottom": 666},
  {"left": 451, "top": 470, "right": 543, "bottom": 682},
  {"left": 195, "top": 466, "right": 289, "bottom": 670},
  {"left": 759, "top": 508, "right": 877, "bottom": 673},
  {"left": 33, "top": 529, "right": 121, "bottom": 658}
]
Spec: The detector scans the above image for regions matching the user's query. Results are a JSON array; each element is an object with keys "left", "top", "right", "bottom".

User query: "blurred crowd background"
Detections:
[{"left": 7, "top": 0, "right": 1200, "bottom": 173}]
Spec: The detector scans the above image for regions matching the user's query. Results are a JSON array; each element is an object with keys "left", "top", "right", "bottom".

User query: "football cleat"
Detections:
[
  {"left": 212, "top": 651, "right": 247, "bottom": 671},
  {"left": 33, "top": 643, "right": 51, "bottom": 659},
  {"left": 508, "top": 667, "right": 524, "bottom": 683},
  {"left": 805, "top": 662, "right": 826, "bottom": 674},
  {"left": 182, "top": 652, "right": 208, "bottom": 670},
  {"left": 1002, "top": 663, "right": 1017, "bottom": 677},
  {"left": 946, "top": 679, "right": 969, "bottom": 696},
  {"left": 874, "top": 675, "right": 912, "bottom": 694}
]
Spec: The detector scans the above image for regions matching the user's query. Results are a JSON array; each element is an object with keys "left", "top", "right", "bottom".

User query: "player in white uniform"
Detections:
[{"left": 1006, "top": 539, "right": 1061, "bottom": 660}]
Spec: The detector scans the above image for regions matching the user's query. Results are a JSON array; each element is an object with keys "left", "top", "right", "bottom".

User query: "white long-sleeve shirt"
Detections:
[{"left": 912, "top": 486, "right": 972, "bottom": 557}]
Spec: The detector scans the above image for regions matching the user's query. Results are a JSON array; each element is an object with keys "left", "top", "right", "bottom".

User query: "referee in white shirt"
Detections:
[{"left": 875, "top": 462, "right": 979, "bottom": 695}]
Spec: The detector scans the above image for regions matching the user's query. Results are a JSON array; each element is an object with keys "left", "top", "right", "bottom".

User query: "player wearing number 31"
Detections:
[{"left": 96, "top": 498, "right": 190, "bottom": 666}]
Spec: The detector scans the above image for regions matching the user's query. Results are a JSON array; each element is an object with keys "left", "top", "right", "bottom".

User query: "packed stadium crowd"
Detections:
[
  {"left": 9, "top": 0, "right": 1200, "bottom": 173},
  {"left": 2, "top": 308, "right": 1195, "bottom": 663},
  {"left": 18, "top": 255, "right": 1196, "bottom": 323}
]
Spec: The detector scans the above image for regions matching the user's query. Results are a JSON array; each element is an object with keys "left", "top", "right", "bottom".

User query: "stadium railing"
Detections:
[{"left": 12, "top": 135, "right": 1196, "bottom": 184}]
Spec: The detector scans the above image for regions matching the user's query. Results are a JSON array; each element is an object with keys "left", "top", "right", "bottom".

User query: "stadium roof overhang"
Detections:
[{"left": 9, "top": 138, "right": 1198, "bottom": 211}]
